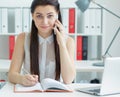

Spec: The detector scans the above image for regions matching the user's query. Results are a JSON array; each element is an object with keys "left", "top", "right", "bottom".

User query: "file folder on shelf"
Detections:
[
  {"left": 61, "top": 8, "right": 69, "bottom": 34},
  {"left": 15, "top": 8, "right": 22, "bottom": 34},
  {"left": 23, "top": 8, "right": 30, "bottom": 32},
  {"left": 1, "top": 8, "right": 8, "bottom": 34},
  {"left": 0, "top": 9, "right": 2, "bottom": 33}
]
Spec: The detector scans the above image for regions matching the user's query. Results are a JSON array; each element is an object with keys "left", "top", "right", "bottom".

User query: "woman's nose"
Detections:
[{"left": 42, "top": 17, "right": 48, "bottom": 24}]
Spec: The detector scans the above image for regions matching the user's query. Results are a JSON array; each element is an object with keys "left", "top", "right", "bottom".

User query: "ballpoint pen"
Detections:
[{"left": 22, "top": 68, "right": 30, "bottom": 74}]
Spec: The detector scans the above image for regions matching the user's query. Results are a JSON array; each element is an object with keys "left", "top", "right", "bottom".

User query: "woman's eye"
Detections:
[
  {"left": 47, "top": 15, "right": 54, "bottom": 18},
  {"left": 36, "top": 15, "right": 42, "bottom": 19}
]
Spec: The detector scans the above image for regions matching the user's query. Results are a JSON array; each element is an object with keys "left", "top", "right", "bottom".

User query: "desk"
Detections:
[{"left": 0, "top": 82, "right": 120, "bottom": 97}]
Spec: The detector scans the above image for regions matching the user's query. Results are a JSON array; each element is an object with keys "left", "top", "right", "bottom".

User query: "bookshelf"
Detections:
[
  {"left": 0, "top": 2, "right": 104, "bottom": 83},
  {"left": 75, "top": 3, "right": 105, "bottom": 83}
]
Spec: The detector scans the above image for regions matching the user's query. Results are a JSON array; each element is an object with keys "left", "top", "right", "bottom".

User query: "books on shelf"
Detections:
[
  {"left": 76, "top": 36, "right": 82, "bottom": 60},
  {"left": 61, "top": 8, "right": 75, "bottom": 34},
  {"left": 82, "top": 36, "right": 88, "bottom": 60},
  {"left": 69, "top": 8, "right": 75, "bottom": 33},
  {"left": 14, "top": 78, "right": 72, "bottom": 93},
  {"left": 87, "top": 36, "right": 98, "bottom": 60},
  {"left": 9, "top": 36, "right": 15, "bottom": 60},
  {"left": 83, "top": 8, "right": 101, "bottom": 34},
  {"left": 76, "top": 36, "right": 88, "bottom": 61},
  {"left": 76, "top": 36, "right": 101, "bottom": 60}
]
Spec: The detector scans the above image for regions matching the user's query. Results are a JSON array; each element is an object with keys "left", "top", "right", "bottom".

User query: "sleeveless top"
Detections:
[{"left": 23, "top": 32, "right": 68, "bottom": 82}]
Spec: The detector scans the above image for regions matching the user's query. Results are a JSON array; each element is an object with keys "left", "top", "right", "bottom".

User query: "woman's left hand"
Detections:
[{"left": 53, "top": 19, "right": 66, "bottom": 47}]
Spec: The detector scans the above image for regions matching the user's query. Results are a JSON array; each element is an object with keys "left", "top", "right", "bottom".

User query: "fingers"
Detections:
[
  {"left": 54, "top": 20, "right": 64, "bottom": 32},
  {"left": 53, "top": 26, "right": 60, "bottom": 36},
  {"left": 22, "top": 74, "right": 38, "bottom": 86},
  {"left": 26, "top": 74, "right": 38, "bottom": 82}
]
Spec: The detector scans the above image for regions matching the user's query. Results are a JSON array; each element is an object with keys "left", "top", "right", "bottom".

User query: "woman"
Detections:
[{"left": 8, "top": 0, "right": 76, "bottom": 86}]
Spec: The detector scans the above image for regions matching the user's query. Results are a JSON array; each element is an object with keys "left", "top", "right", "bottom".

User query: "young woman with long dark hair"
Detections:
[{"left": 8, "top": 0, "right": 76, "bottom": 86}]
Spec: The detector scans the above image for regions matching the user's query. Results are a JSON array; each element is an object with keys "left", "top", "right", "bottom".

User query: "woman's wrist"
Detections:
[
  {"left": 59, "top": 43, "right": 67, "bottom": 50},
  {"left": 17, "top": 75, "right": 24, "bottom": 85}
]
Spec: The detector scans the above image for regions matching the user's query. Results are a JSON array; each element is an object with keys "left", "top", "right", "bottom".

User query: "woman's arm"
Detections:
[
  {"left": 8, "top": 33, "right": 25, "bottom": 84},
  {"left": 8, "top": 33, "right": 38, "bottom": 86},
  {"left": 54, "top": 20, "right": 76, "bottom": 84},
  {"left": 59, "top": 37, "right": 76, "bottom": 84}
]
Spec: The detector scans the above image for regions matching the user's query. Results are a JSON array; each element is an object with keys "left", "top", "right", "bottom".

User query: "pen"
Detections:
[
  {"left": 22, "top": 68, "right": 30, "bottom": 74},
  {"left": 22, "top": 68, "right": 38, "bottom": 80}
]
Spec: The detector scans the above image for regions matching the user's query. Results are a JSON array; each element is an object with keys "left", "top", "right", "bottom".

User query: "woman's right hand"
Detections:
[{"left": 21, "top": 74, "right": 38, "bottom": 86}]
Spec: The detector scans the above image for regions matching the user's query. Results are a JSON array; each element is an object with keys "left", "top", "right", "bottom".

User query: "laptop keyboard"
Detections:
[{"left": 88, "top": 89, "right": 100, "bottom": 93}]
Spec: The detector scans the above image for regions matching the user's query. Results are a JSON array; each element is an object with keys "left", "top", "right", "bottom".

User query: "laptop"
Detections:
[{"left": 77, "top": 57, "right": 120, "bottom": 96}]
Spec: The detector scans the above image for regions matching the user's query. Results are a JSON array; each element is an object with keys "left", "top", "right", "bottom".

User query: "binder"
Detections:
[
  {"left": 9, "top": 36, "right": 15, "bottom": 60},
  {"left": 87, "top": 36, "right": 98, "bottom": 60},
  {"left": 0, "top": 9, "right": 1, "bottom": 33},
  {"left": 89, "top": 9, "right": 96, "bottom": 34},
  {"left": 15, "top": 8, "right": 22, "bottom": 34},
  {"left": 23, "top": 8, "right": 30, "bottom": 32},
  {"left": 61, "top": 8, "right": 69, "bottom": 34},
  {"left": 0, "top": 36, "right": 9, "bottom": 59},
  {"left": 95, "top": 9, "right": 101, "bottom": 34},
  {"left": 69, "top": 8, "right": 75, "bottom": 33},
  {"left": 82, "top": 36, "right": 88, "bottom": 60},
  {"left": 76, "top": 36, "right": 82, "bottom": 60},
  {"left": 1, "top": 8, "right": 8, "bottom": 33},
  {"left": 83, "top": 9, "right": 89, "bottom": 34}
]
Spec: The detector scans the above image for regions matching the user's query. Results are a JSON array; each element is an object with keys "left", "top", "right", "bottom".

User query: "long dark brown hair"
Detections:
[{"left": 30, "top": 0, "right": 62, "bottom": 81}]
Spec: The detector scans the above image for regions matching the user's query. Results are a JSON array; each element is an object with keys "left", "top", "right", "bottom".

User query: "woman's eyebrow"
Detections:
[
  {"left": 35, "top": 12, "right": 42, "bottom": 15},
  {"left": 35, "top": 12, "right": 54, "bottom": 15}
]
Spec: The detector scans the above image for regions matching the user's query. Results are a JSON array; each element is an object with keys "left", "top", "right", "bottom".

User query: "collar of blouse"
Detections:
[{"left": 38, "top": 34, "right": 54, "bottom": 44}]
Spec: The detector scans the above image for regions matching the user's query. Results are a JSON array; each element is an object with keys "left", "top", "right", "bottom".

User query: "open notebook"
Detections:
[
  {"left": 14, "top": 78, "right": 72, "bottom": 93},
  {"left": 77, "top": 57, "right": 120, "bottom": 96}
]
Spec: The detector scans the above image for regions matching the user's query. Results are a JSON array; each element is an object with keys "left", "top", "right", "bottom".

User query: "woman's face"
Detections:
[{"left": 32, "top": 5, "right": 58, "bottom": 36}]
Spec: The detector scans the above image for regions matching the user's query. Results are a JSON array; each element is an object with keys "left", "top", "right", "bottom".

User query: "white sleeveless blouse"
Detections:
[{"left": 23, "top": 33, "right": 56, "bottom": 82}]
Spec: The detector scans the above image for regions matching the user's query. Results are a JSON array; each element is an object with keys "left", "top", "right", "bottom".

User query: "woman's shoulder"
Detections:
[
  {"left": 17, "top": 32, "right": 30, "bottom": 40},
  {"left": 16, "top": 32, "right": 30, "bottom": 44},
  {"left": 16, "top": 32, "right": 25, "bottom": 41}
]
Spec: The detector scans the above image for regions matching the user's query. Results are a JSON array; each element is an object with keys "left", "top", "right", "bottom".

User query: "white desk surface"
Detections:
[{"left": 0, "top": 82, "right": 120, "bottom": 97}]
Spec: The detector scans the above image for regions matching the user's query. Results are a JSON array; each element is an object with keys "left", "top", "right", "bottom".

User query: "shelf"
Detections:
[
  {"left": 75, "top": 60, "right": 104, "bottom": 72},
  {"left": 76, "top": 33, "right": 103, "bottom": 36},
  {"left": 76, "top": 65, "right": 104, "bottom": 72},
  {"left": 0, "top": 59, "right": 11, "bottom": 72},
  {"left": 0, "top": 33, "right": 19, "bottom": 36}
]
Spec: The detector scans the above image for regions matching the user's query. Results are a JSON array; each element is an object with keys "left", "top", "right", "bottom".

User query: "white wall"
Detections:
[{"left": 96, "top": 0, "right": 120, "bottom": 57}]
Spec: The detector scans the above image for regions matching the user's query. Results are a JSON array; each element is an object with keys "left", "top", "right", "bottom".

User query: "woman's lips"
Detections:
[{"left": 41, "top": 26, "right": 50, "bottom": 29}]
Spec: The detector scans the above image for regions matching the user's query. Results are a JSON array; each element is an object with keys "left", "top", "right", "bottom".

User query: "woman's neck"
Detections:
[{"left": 38, "top": 31, "right": 53, "bottom": 38}]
